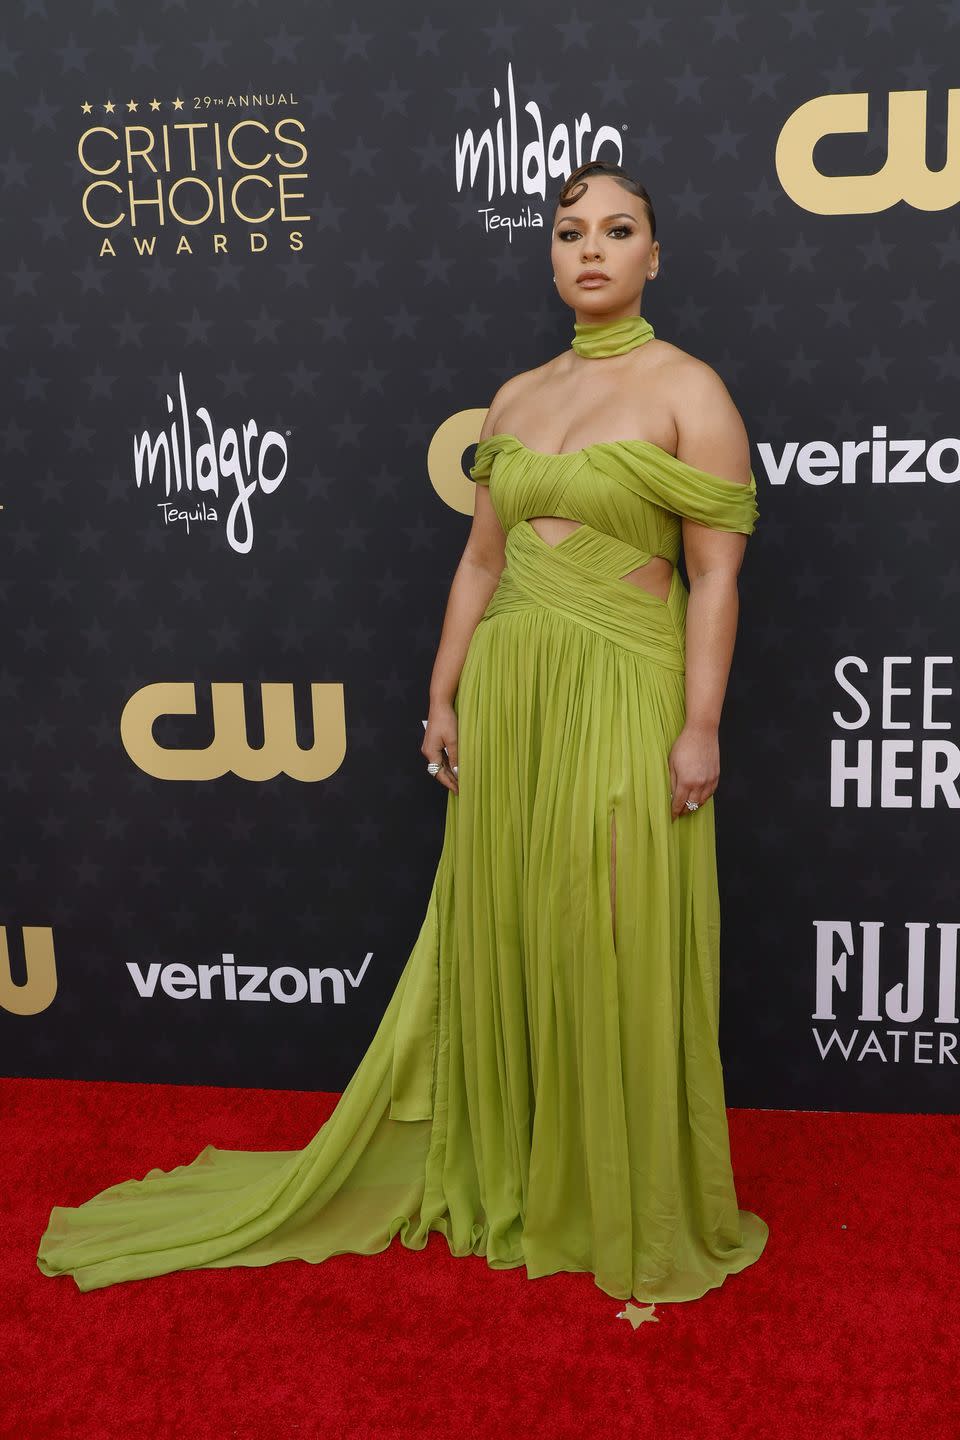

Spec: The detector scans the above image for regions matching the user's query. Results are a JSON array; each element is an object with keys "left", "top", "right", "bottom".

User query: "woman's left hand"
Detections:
[{"left": 668, "top": 723, "right": 719, "bottom": 821}]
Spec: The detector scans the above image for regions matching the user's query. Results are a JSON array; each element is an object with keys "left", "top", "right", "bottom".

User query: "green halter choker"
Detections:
[{"left": 571, "top": 313, "right": 655, "bottom": 357}]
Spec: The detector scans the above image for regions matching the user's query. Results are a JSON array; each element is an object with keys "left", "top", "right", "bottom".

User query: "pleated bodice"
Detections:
[
  {"left": 467, "top": 434, "right": 760, "bottom": 674},
  {"left": 469, "top": 433, "right": 760, "bottom": 558}
]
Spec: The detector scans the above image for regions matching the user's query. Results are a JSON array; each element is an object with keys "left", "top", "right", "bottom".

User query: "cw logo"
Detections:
[
  {"left": 120, "top": 682, "right": 346, "bottom": 781},
  {"left": 0, "top": 927, "right": 57, "bottom": 1016},
  {"left": 776, "top": 88, "right": 960, "bottom": 214},
  {"left": 427, "top": 410, "right": 487, "bottom": 516}
]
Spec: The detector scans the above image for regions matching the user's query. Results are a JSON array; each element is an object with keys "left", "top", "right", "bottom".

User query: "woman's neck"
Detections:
[{"left": 570, "top": 313, "right": 655, "bottom": 358}]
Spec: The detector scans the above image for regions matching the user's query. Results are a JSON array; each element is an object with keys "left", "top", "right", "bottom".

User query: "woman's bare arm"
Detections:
[
  {"left": 422, "top": 394, "right": 512, "bottom": 793},
  {"left": 669, "top": 364, "right": 753, "bottom": 818},
  {"left": 427, "top": 405, "right": 509, "bottom": 709}
]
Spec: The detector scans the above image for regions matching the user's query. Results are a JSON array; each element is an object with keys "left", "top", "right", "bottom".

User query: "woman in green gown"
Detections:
[{"left": 36, "top": 160, "right": 768, "bottom": 1307}]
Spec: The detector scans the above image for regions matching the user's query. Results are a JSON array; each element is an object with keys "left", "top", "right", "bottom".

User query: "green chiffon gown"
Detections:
[{"left": 37, "top": 317, "right": 769, "bottom": 1304}]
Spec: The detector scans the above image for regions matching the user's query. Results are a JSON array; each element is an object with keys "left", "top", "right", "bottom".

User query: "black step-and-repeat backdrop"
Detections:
[{"left": 2, "top": 2, "right": 957, "bottom": 1114}]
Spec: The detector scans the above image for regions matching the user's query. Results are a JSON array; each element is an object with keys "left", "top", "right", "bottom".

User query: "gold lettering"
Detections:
[{"left": 120, "top": 681, "right": 346, "bottom": 781}]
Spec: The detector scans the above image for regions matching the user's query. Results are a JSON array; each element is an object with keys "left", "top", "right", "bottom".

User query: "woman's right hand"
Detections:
[{"left": 422, "top": 702, "right": 459, "bottom": 795}]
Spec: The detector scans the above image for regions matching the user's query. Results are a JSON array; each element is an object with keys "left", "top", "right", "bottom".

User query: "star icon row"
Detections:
[{"left": 81, "top": 99, "right": 186, "bottom": 114}]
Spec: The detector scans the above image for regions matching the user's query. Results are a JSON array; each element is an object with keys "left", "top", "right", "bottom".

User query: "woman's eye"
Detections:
[{"left": 557, "top": 226, "right": 633, "bottom": 241}]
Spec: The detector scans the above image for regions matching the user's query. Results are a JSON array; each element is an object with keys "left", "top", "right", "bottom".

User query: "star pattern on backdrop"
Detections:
[{"left": 0, "top": 1, "right": 953, "bottom": 1111}]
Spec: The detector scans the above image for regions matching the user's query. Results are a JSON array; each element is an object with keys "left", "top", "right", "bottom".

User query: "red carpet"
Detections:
[{"left": 4, "top": 1077, "right": 957, "bottom": 1440}]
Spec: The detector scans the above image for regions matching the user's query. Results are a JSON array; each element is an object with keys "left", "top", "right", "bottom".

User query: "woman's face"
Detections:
[{"left": 550, "top": 175, "right": 658, "bottom": 322}]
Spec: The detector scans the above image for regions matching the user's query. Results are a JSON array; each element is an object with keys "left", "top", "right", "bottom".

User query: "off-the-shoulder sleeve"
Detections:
[
  {"left": 597, "top": 442, "right": 759, "bottom": 536},
  {"left": 671, "top": 462, "right": 759, "bottom": 535},
  {"left": 468, "top": 438, "right": 494, "bottom": 485}
]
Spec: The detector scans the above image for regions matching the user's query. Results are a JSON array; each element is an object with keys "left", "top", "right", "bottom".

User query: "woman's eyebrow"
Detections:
[{"left": 555, "top": 211, "right": 638, "bottom": 224}]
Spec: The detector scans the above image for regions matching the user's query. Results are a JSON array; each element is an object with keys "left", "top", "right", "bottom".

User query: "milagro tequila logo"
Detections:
[
  {"left": 133, "top": 371, "right": 289, "bottom": 553},
  {"left": 455, "top": 61, "right": 625, "bottom": 240}
]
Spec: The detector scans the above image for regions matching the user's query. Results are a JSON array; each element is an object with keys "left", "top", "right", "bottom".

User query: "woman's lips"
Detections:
[{"left": 577, "top": 276, "right": 610, "bottom": 287}]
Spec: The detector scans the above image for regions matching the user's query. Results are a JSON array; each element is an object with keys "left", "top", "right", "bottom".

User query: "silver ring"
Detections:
[
  {"left": 685, "top": 799, "right": 700, "bottom": 811},
  {"left": 427, "top": 761, "right": 441, "bottom": 775}
]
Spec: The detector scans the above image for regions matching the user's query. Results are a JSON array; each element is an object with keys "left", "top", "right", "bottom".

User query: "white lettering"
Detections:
[
  {"left": 455, "top": 61, "right": 623, "bottom": 203},
  {"left": 755, "top": 430, "right": 960, "bottom": 486},
  {"left": 133, "top": 370, "right": 287, "bottom": 554},
  {"left": 126, "top": 950, "right": 374, "bottom": 1005}
]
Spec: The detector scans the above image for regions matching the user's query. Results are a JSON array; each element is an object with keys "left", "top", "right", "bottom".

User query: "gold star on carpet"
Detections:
[{"left": 616, "top": 1301, "right": 660, "bottom": 1328}]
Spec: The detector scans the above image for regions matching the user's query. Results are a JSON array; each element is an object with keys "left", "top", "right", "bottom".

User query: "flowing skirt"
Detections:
[{"left": 36, "top": 520, "right": 768, "bottom": 1300}]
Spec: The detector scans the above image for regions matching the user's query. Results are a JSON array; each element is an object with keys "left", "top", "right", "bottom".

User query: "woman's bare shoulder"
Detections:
[
  {"left": 478, "top": 360, "right": 556, "bottom": 440},
  {"left": 650, "top": 339, "right": 741, "bottom": 411},
  {"left": 648, "top": 337, "right": 720, "bottom": 381},
  {"left": 654, "top": 343, "right": 751, "bottom": 482}
]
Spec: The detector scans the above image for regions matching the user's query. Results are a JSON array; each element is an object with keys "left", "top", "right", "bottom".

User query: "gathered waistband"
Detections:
[{"left": 481, "top": 521, "right": 687, "bottom": 671}]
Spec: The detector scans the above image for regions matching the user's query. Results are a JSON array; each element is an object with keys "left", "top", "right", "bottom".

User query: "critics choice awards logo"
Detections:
[{"left": 77, "top": 90, "right": 309, "bottom": 256}]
